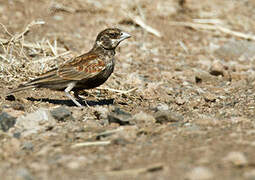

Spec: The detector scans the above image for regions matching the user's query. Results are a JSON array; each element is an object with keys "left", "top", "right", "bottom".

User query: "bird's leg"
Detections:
[
  {"left": 65, "top": 82, "right": 83, "bottom": 107},
  {"left": 74, "top": 90, "right": 90, "bottom": 107}
]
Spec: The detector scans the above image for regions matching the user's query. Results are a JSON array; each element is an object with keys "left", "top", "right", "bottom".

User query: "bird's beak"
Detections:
[{"left": 120, "top": 31, "right": 131, "bottom": 41}]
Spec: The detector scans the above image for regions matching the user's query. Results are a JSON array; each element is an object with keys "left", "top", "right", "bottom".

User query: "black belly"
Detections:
[
  {"left": 73, "top": 65, "right": 114, "bottom": 91},
  {"left": 73, "top": 76, "right": 109, "bottom": 90}
]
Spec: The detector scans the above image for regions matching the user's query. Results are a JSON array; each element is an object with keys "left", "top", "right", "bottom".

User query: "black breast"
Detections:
[{"left": 74, "top": 61, "right": 115, "bottom": 90}]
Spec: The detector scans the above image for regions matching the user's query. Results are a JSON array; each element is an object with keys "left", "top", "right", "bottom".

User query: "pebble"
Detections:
[
  {"left": 107, "top": 107, "right": 132, "bottom": 125},
  {"left": 132, "top": 111, "right": 156, "bottom": 125},
  {"left": 16, "top": 168, "right": 34, "bottom": 180},
  {"left": 194, "top": 69, "right": 215, "bottom": 84},
  {"left": 0, "top": 112, "right": 16, "bottom": 132},
  {"left": 214, "top": 40, "right": 255, "bottom": 61},
  {"left": 203, "top": 93, "right": 217, "bottom": 102},
  {"left": 186, "top": 166, "right": 214, "bottom": 180},
  {"left": 93, "top": 106, "right": 109, "bottom": 120},
  {"left": 155, "top": 103, "right": 169, "bottom": 111},
  {"left": 15, "top": 108, "right": 56, "bottom": 137},
  {"left": 209, "top": 61, "right": 225, "bottom": 76},
  {"left": 154, "top": 110, "right": 183, "bottom": 124},
  {"left": 50, "top": 106, "right": 74, "bottom": 122},
  {"left": 223, "top": 151, "right": 248, "bottom": 167},
  {"left": 22, "top": 142, "right": 34, "bottom": 151},
  {"left": 243, "top": 169, "right": 255, "bottom": 179}
]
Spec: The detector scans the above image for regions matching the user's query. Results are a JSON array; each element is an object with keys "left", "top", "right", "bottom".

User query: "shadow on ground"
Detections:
[{"left": 27, "top": 97, "right": 114, "bottom": 107}]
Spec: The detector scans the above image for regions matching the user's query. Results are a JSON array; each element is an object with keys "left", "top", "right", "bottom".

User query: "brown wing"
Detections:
[
  {"left": 17, "top": 52, "right": 105, "bottom": 88},
  {"left": 57, "top": 53, "right": 106, "bottom": 81}
]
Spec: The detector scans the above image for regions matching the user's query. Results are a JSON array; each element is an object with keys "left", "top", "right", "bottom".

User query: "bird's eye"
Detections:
[{"left": 108, "top": 32, "right": 117, "bottom": 38}]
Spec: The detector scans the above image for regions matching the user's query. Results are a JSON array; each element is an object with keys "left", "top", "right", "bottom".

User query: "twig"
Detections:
[
  {"left": 105, "top": 163, "right": 164, "bottom": 176},
  {"left": 128, "top": 14, "right": 162, "bottom": 37},
  {"left": 47, "top": 39, "right": 58, "bottom": 56},
  {"left": 169, "top": 21, "right": 255, "bottom": 41},
  {"left": 0, "top": 22, "right": 13, "bottom": 37},
  {"left": 0, "top": 38, "right": 66, "bottom": 51},
  {"left": 95, "top": 127, "right": 124, "bottom": 139},
  {"left": 97, "top": 87, "right": 138, "bottom": 94},
  {"left": 179, "top": 41, "right": 188, "bottom": 54},
  {"left": 7, "top": 20, "right": 45, "bottom": 46},
  {"left": 192, "top": 19, "right": 223, "bottom": 25},
  {"left": 71, "top": 141, "right": 111, "bottom": 148},
  {"left": 50, "top": 2, "right": 76, "bottom": 13}
]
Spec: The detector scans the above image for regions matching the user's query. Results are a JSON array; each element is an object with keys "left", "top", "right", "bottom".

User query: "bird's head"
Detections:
[{"left": 95, "top": 28, "right": 131, "bottom": 50}]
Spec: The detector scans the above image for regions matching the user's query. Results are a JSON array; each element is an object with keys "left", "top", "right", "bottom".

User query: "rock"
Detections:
[
  {"left": 66, "top": 161, "right": 80, "bottom": 170},
  {"left": 107, "top": 107, "right": 132, "bottom": 125},
  {"left": 214, "top": 40, "right": 255, "bottom": 61},
  {"left": 50, "top": 106, "right": 74, "bottom": 122},
  {"left": 194, "top": 69, "right": 216, "bottom": 84},
  {"left": 223, "top": 151, "right": 248, "bottom": 167},
  {"left": 132, "top": 111, "right": 156, "bottom": 125},
  {"left": 209, "top": 61, "right": 225, "bottom": 76},
  {"left": 93, "top": 106, "right": 109, "bottom": 120},
  {"left": 154, "top": 110, "right": 183, "bottom": 124},
  {"left": 243, "top": 169, "right": 255, "bottom": 179},
  {"left": 155, "top": 103, "right": 169, "bottom": 111},
  {"left": 0, "top": 112, "right": 16, "bottom": 132},
  {"left": 22, "top": 142, "right": 34, "bottom": 151},
  {"left": 15, "top": 108, "right": 56, "bottom": 137},
  {"left": 186, "top": 166, "right": 214, "bottom": 180},
  {"left": 2, "top": 107, "right": 25, "bottom": 118},
  {"left": 16, "top": 168, "right": 34, "bottom": 180},
  {"left": 175, "top": 97, "right": 186, "bottom": 105},
  {"left": 203, "top": 93, "right": 217, "bottom": 102}
]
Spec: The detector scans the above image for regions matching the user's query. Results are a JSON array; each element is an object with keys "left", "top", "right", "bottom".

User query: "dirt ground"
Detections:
[{"left": 1, "top": 0, "right": 255, "bottom": 179}]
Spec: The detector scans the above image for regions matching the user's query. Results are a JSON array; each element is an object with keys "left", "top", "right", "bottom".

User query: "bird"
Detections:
[{"left": 8, "top": 28, "right": 131, "bottom": 107}]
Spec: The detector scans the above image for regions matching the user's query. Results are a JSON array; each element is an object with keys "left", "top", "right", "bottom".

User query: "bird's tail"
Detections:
[{"left": 7, "top": 84, "right": 36, "bottom": 95}]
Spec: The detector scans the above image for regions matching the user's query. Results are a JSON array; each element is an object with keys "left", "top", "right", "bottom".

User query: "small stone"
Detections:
[
  {"left": 15, "top": 108, "right": 56, "bottom": 137},
  {"left": 0, "top": 112, "right": 16, "bottom": 132},
  {"left": 3, "top": 107, "right": 25, "bottom": 118},
  {"left": 107, "top": 107, "right": 132, "bottom": 125},
  {"left": 186, "top": 166, "right": 214, "bottom": 180},
  {"left": 244, "top": 169, "right": 255, "bottom": 179},
  {"left": 224, "top": 151, "right": 248, "bottom": 167},
  {"left": 22, "top": 142, "right": 34, "bottom": 151},
  {"left": 214, "top": 40, "right": 255, "bottom": 61},
  {"left": 175, "top": 97, "right": 186, "bottom": 105},
  {"left": 194, "top": 69, "right": 215, "bottom": 84},
  {"left": 155, "top": 103, "right": 169, "bottom": 111},
  {"left": 16, "top": 168, "right": 34, "bottom": 180},
  {"left": 66, "top": 161, "right": 80, "bottom": 170},
  {"left": 209, "top": 61, "right": 225, "bottom": 76},
  {"left": 132, "top": 111, "right": 156, "bottom": 125},
  {"left": 154, "top": 110, "right": 183, "bottom": 124},
  {"left": 93, "top": 106, "right": 109, "bottom": 120},
  {"left": 53, "top": 15, "right": 63, "bottom": 21},
  {"left": 11, "top": 103, "right": 25, "bottom": 111},
  {"left": 50, "top": 106, "right": 74, "bottom": 122},
  {"left": 203, "top": 93, "right": 217, "bottom": 102}
]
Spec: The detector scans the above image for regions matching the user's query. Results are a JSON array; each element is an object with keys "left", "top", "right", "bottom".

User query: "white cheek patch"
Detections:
[
  {"left": 111, "top": 39, "right": 120, "bottom": 47},
  {"left": 97, "top": 41, "right": 103, "bottom": 46}
]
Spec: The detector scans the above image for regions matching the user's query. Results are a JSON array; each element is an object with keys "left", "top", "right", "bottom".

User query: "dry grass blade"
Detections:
[
  {"left": 0, "top": 22, "right": 13, "bottom": 37},
  {"left": 8, "top": 20, "right": 45, "bottom": 45},
  {"left": 71, "top": 141, "right": 111, "bottom": 148},
  {"left": 0, "top": 38, "right": 66, "bottom": 52},
  {"left": 97, "top": 87, "right": 138, "bottom": 94},
  {"left": 95, "top": 127, "right": 124, "bottom": 139},
  {"left": 169, "top": 21, "right": 255, "bottom": 41},
  {"left": 128, "top": 14, "right": 162, "bottom": 37},
  {"left": 105, "top": 163, "right": 164, "bottom": 176}
]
